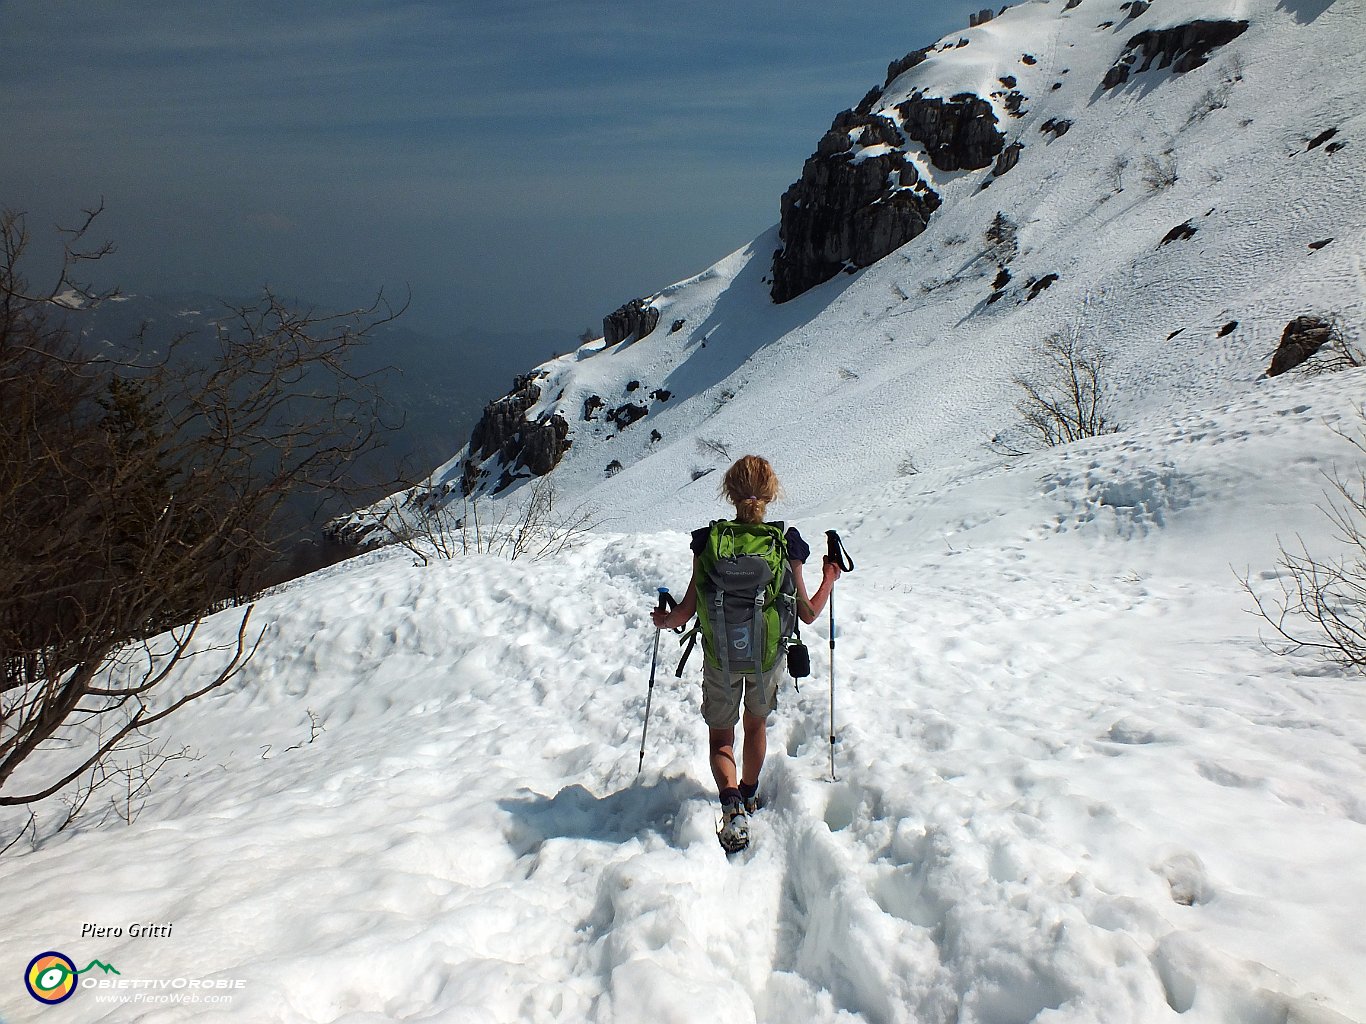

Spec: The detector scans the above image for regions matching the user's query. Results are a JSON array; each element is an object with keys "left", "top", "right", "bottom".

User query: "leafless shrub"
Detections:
[
  {"left": 1243, "top": 411, "right": 1366, "bottom": 674},
  {"left": 0, "top": 205, "right": 398, "bottom": 812},
  {"left": 1141, "top": 152, "right": 1179, "bottom": 192},
  {"left": 56, "top": 734, "right": 195, "bottom": 831},
  {"left": 991, "top": 331, "right": 1121, "bottom": 455},
  {"left": 1187, "top": 58, "right": 1243, "bottom": 126},
  {"left": 1108, "top": 155, "right": 1129, "bottom": 191},
  {"left": 1188, "top": 85, "right": 1232, "bottom": 124},
  {"left": 369, "top": 477, "right": 599, "bottom": 566},
  {"left": 283, "top": 709, "right": 325, "bottom": 752},
  {"left": 1296, "top": 314, "right": 1364, "bottom": 376},
  {"left": 696, "top": 437, "right": 732, "bottom": 461}
]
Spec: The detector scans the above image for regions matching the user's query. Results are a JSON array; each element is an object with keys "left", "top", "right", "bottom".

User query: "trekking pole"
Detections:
[
  {"left": 638, "top": 587, "right": 676, "bottom": 775},
  {"left": 825, "top": 531, "right": 855, "bottom": 781}
]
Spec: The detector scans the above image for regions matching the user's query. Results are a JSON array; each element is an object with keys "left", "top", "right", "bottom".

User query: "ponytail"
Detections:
[{"left": 721, "top": 456, "right": 780, "bottom": 523}]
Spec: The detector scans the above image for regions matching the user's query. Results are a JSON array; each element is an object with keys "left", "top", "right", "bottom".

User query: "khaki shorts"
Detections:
[{"left": 701, "top": 660, "right": 781, "bottom": 728}]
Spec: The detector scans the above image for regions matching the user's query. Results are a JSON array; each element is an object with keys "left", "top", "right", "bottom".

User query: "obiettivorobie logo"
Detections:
[{"left": 24, "top": 952, "right": 120, "bottom": 1004}]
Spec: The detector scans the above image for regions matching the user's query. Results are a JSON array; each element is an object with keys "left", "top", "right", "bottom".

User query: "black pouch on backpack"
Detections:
[{"left": 787, "top": 640, "right": 810, "bottom": 679}]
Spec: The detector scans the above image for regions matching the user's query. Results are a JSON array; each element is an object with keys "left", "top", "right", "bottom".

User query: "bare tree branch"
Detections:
[{"left": 1, "top": 205, "right": 399, "bottom": 813}]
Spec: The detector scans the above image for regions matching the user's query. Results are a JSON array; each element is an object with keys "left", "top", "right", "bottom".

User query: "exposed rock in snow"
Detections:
[
  {"left": 896, "top": 92, "right": 1008, "bottom": 171},
  {"left": 1104, "top": 19, "right": 1251, "bottom": 88},
  {"left": 771, "top": 109, "right": 943, "bottom": 303},
  {"left": 463, "top": 373, "right": 571, "bottom": 494},
  {"left": 1268, "top": 315, "right": 1335, "bottom": 376},
  {"left": 602, "top": 297, "right": 660, "bottom": 347}
]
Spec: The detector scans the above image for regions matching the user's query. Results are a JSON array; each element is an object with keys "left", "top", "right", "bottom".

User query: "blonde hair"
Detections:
[{"left": 721, "top": 455, "right": 780, "bottom": 524}]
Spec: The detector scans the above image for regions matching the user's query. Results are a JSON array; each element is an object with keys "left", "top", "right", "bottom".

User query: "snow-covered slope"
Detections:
[
  {"left": 4, "top": 365, "right": 1364, "bottom": 1024},
  {"left": 413, "top": 0, "right": 1362, "bottom": 535},
  {"left": 3, "top": 2, "right": 1365, "bottom": 1022}
]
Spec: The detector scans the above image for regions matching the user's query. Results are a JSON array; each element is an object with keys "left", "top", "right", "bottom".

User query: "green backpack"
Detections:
[{"left": 693, "top": 520, "right": 797, "bottom": 678}]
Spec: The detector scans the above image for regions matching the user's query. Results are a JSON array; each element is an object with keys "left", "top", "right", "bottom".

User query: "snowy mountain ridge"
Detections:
[{"left": 387, "top": 0, "right": 1363, "bottom": 538}]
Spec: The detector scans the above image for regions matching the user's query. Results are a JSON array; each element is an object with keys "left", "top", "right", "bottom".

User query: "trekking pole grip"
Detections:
[{"left": 825, "top": 530, "right": 855, "bottom": 572}]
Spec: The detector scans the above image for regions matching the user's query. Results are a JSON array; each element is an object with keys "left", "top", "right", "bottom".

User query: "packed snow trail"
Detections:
[{"left": 2, "top": 373, "right": 1365, "bottom": 1024}]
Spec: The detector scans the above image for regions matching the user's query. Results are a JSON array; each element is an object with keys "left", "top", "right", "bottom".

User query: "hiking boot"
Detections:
[
  {"left": 718, "top": 799, "right": 750, "bottom": 853},
  {"left": 739, "top": 781, "right": 760, "bottom": 815}
]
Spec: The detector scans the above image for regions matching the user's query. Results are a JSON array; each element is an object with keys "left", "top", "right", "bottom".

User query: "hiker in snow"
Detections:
[{"left": 651, "top": 455, "right": 841, "bottom": 852}]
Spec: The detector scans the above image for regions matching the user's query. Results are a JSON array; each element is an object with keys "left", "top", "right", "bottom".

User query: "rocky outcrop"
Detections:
[
  {"left": 1103, "top": 20, "right": 1250, "bottom": 88},
  {"left": 607, "top": 402, "right": 648, "bottom": 432},
  {"left": 885, "top": 48, "right": 933, "bottom": 88},
  {"left": 1159, "top": 221, "right": 1198, "bottom": 246},
  {"left": 771, "top": 121, "right": 942, "bottom": 303},
  {"left": 773, "top": 92, "right": 1007, "bottom": 304},
  {"left": 1040, "top": 118, "right": 1072, "bottom": 140},
  {"left": 993, "top": 141, "right": 1024, "bottom": 177},
  {"left": 1267, "top": 316, "right": 1334, "bottom": 376},
  {"left": 603, "top": 298, "right": 660, "bottom": 347},
  {"left": 461, "top": 373, "right": 571, "bottom": 494},
  {"left": 895, "top": 93, "right": 1007, "bottom": 171},
  {"left": 771, "top": 110, "right": 942, "bottom": 303}
]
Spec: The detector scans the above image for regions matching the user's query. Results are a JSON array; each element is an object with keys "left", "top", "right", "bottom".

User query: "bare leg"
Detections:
[
  {"left": 740, "top": 711, "right": 768, "bottom": 787},
  {"left": 709, "top": 727, "right": 738, "bottom": 793}
]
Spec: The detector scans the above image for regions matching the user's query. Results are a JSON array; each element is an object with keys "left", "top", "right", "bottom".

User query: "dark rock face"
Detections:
[
  {"left": 1268, "top": 316, "right": 1334, "bottom": 376},
  {"left": 885, "top": 48, "right": 933, "bottom": 87},
  {"left": 771, "top": 93, "right": 1007, "bottom": 304},
  {"left": 516, "top": 415, "right": 570, "bottom": 476},
  {"left": 855, "top": 85, "right": 884, "bottom": 116},
  {"left": 771, "top": 110, "right": 943, "bottom": 303},
  {"left": 1160, "top": 221, "right": 1198, "bottom": 246},
  {"left": 969, "top": 9, "right": 995, "bottom": 27},
  {"left": 603, "top": 298, "right": 661, "bottom": 347},
  {"left": 895, "top": 93, "right": 1007, "bottom": 171},
  {"left": 1103, "top": 20, "right": 1250, "bottom": 87},
  {"left": 462, "top": 374, "right": 571, "bottom": 494},
  {"left": 1308, "top": 127, "right": 1339, "bottom": 150},
  {"left": 994, "top": 141, "right": 1024, "bottom": 176},
  {"left": 1026, "top": 273, "right": 1059, "bottom": 300},
  {"left": 607, "top": 403, "right": 648, "bottom": 431},
  {"left": 1103, "top": 54, "right": 1137, "bottom": 89}
]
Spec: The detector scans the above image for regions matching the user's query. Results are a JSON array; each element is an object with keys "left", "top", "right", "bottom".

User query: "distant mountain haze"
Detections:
[{"left": 59, "top": 291, "right": 573, "bottom": 573}]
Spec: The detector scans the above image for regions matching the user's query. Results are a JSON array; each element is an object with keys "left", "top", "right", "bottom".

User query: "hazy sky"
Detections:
[{"left": 2, "top": 1, "right": 987, "bottom": 341}]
